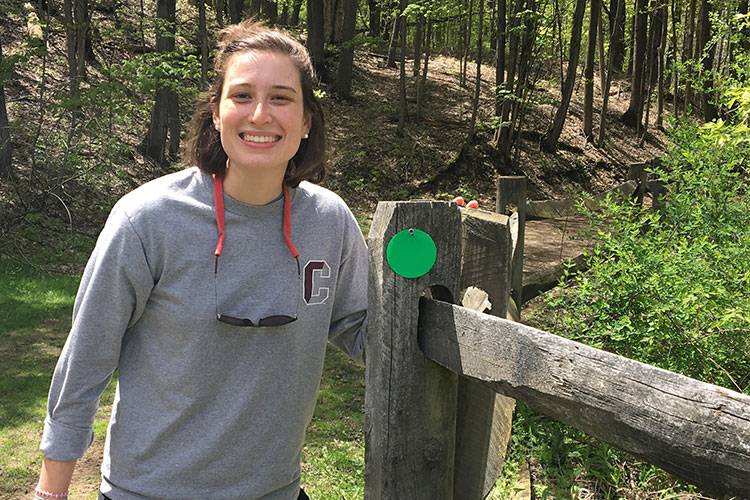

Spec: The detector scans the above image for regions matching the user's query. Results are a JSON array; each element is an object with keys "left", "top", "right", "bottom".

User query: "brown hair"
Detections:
[{"left": 183, "top": 20, "right": 326, "bottom": 187}]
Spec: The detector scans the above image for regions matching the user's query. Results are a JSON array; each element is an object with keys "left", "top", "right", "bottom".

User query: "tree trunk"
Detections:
[
  {"left": 215, "top": 0, "right": 225, "bottom": 26},
  {"left": 386, "top": 11, "right": 399, "bottom": 68},
  {"left": 621, "top": 0, "right": 648, "bottom": 127},
  {"left": 496, "top": 0, "right": 524, "bottom": 150},
  {"left": 228, "top": 0, "right": 243, "bottom": 23},
  {"left": 413, "top": 14, "right": 424, "bottom": 77},
  {"left": 464, "top": 0, "right": 475, "bottom": 88},
  {"left": 249, "top": 0, "right": 261, "bottom": 17},
  {"left": 583, "top": 0, "right": 600, "bottom": 139},
  {"left": 494, "top": 0, "right": 506, "bottom": 116},
  {"left": 671, "top": 0, "right": 680, "bottom": 117},
  {"left": 697, "top": 0, "right": 716, "bottom": 121},
  {"left": 656, "top": 0, "right": 667, "bottom": 128},
  {"left": 609, "top": 0, "right": 626, "bottom": 72},
  {"left": 142, "top": 0, "right": 178, "bottom": 165},
  {"left": 502, "top": 0, "right": 537, "bottom": 162},
  {"left": 397, "top": 0, "right": 407, "bottom": 136},
  {"left": 0, "top": 39, "right": 11, "bottom": 179},
  {"left": 291, "top": 0, "right": 303, "bottom": 25},
  {"left": 368, "top": 0, "right": 380, "bottom": 36},
  {"left": 541, "top": 0, "right": 587, "bottom": 152},
  {"left": 640, "top": 0, "right": 660, "bottom": 138},
  {"left": 468, "top": 0, "right": 484, "bottom": 140},
  {"left": 64, "top": 0, "right": 88, "bottom": 121},
  {"left": 598, "top": 0, "right": 624, "bottom": 145},
  {"left": 683, "top": 0, "right": 696, "bottom": 114},
  {"left": 739, "top": 0, "right": 750, "bottom": 53},
  {"left": 417, "top": 20, "right": 432, "bottom": 118},
  {"left": 199, "top": 0, "right": 209, "bottom": 89},
  {"left": 460, "top": 0, "right": 468, "bottom": 86},
  {"left": 336, "top": 0, "right": 357, "bottom": 97},
  {"left": 307, "top": 0, "right": 327, "bottom": 77},
  {"left": 262, "top": 0, "right": 278, "bottom": 23}
]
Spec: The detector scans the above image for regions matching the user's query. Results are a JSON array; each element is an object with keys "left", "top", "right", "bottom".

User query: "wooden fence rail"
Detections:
[{"left": 365, "top": 200, "right": 750, "bottom": 499}]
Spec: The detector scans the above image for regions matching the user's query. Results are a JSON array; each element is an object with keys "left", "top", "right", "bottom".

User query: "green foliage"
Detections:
[{"left": 540, "top": 84, "right": 750, "bottom": 392}]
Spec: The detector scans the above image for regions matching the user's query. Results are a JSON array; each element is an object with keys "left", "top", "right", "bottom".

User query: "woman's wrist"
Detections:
[{"left": 33, "top": 485, "right": 68, "bottom": 499}]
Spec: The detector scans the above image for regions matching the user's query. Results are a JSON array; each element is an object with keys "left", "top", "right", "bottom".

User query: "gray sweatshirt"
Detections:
[{"left": 40, "top": 167, "right": 368, "bottom": 499}]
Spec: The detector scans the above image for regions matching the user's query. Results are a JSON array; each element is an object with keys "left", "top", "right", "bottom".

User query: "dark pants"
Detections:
[{"left": 101, "top": 489, "right": 309, "bottom": 499}]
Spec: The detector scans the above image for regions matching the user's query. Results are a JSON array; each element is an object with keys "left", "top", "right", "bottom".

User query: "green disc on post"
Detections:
[{"left": 386, "top": 228, "right": 437, "bottom": 279}]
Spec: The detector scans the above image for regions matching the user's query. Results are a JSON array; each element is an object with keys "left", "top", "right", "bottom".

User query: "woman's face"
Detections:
[{"left": 213, "top": 50, "right": 311, "bottom": 175}]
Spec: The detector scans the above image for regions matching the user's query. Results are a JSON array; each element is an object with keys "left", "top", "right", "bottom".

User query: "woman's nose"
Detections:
[{"left": 250, "top": 101, "right": 272, "bottom": 124}]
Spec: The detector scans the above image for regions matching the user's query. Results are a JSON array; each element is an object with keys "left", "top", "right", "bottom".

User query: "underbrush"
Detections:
[{"left": 506, "top": 80, "right": 750, "bottom": 496}]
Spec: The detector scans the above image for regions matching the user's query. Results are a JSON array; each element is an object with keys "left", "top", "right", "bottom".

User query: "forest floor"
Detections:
[{"left": 1, "top": 19, "right": 692, "bottom": 498}]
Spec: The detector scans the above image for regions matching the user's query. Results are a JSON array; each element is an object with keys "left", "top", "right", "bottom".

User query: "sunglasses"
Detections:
[{"left": 212, "top": 173, "right": 301, "bottom": 328}]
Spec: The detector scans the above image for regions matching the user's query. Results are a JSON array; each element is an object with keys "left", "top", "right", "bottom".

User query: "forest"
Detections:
[{"left": 1, "top": 0, "right": 749, "bottom": 497}]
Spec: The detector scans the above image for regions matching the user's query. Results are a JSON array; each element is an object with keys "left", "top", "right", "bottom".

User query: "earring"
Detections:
[{"left": 303, "top": 133, "right": 309, "bottom": 139}]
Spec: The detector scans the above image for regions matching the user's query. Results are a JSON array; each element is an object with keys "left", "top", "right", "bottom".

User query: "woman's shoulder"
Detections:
[
  {"left": 295, "top": 181, "right": 352, "bottom": 215},
  {"left": 115, "top": 167, "right": 209, "bottom": 219}
]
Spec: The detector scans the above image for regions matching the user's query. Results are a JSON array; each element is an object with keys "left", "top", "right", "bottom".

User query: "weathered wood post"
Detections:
[
  {"left": 365, "top": 201, "right": 462, "bottom": 499},
  {"left": 452, "top": 209, "right": 516, "bottom": 498},
  {"left": 496, "top": 176, "right": 527, "bottom": 308}
]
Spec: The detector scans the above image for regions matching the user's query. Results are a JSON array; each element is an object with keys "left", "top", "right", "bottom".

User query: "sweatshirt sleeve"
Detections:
[
  {"left": 40, "top": 204, "right": 155, "bottom": 460},
  {"left": 327, "top": 208, "right": 368, "bottom": 364}
]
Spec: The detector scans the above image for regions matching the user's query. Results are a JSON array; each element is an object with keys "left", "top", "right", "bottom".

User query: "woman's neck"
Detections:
[{"left": 222, "top": 162, "right": 286, "bottom": 205}]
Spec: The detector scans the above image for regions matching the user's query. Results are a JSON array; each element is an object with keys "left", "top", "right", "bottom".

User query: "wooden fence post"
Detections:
[
  {"left": 496, "top": 176, "right": 527, "bottom": 308},
  {"left": 453, "top": 210, "right": 516, "bottom": 498},
  {"left": 364, "top": 201, "right": 463, "bottom": 499}
]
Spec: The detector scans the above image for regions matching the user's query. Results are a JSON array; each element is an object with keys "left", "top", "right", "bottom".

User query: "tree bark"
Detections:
[
  {"left": 368, "top": 0, "right": 380, "bottom": 36},
  {"left": 198, "top": 0, "right": 209, "bottom": 89},
  {"left": 335, "top": 0, "right": 357, "bottom": 97},
  {"left": 621, "top": 0, "right": 648, "bottom": 127},
  {"left": 142, "top": 0, "right": 178, "bottom": 165},
  {"left": 598, "top": 0, "right": 624, "bottom": 145},
  {"left": 496, "top": 0, "right": 524, "bottom": 152},
  {"left": 656, "top": 0, "right": 667, "bottom": 128},
  {"left": 609, "top": 0, "right": 626, "bottom": 72},
  {"left": 307, "top": 0, "right": 327, "bottom": 77},
  {"left": 683, "top": 0, "right": 697, "bottom": 114},
  {"left": 468, "top": 0, "right": 484, "bottom": 140},
  {"left": 215, "top": 0, "right": 225, "bottom": 26},
  {"left": 671, "top": 0, "right": 680, "bottom": 117},
  {"left": 494, "top": 0, "right": 506, "bottom": 116},
  {"left": 541, "top": 0, "right": 587, "bottom": 152},
  {"left": 583, "top": 0, "right": 600, "bottom": 139},
  {"left": 64, "top": 0, "right": 88, "bottom": 121},
  {"left": 417, "top": 20, "right": 432, "bottom": 118},
  {"left": 227, "top": 0, "right": 243, "bottom": 23},
  {"left": 386, "top": 11, "right": 399, "bottom": 68},
  {"left": 697, "top": 0, "right": 717, "bottom": 121},
  {"left": 397, "top": 0, "right": 407, "bottom": 136},
  {"left": 413, "top": 14, "right": 424, "bottom": 77},
  {"left": 0, "top": 39, "right": 12, "bottom": 179}
]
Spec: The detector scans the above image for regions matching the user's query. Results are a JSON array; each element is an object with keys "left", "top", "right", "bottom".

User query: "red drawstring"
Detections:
[
  {"left": 212, "top": 175, "right": 298, "bottom": 259},
  {"left": 213, "top": 174, "right": 226, "bottom": 257},
  {"left": 282, "top": 184, "right": 300, "bottom": 258}
]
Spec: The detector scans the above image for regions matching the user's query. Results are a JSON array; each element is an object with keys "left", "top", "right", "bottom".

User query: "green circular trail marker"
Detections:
[{"left": 386, "top": 228, "right": 437, "bottom": 279}]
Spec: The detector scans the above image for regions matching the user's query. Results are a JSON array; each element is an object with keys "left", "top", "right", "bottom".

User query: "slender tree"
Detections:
[
  {"left": 697, "top": 0, "right": 717, "bottom": 121},
  {"left": 0, "top": 38, "right": 11, "bottom": 179},
  {"left": 307, "top": 0, "right": 327, "bottom": 77},
  {"left": 656, "top": 0, "right": 667, "bottom": 128},
  {"left": 63, "top": 0, "right": 88, "bottom": 122},
  {"left": 336, "top": 0, "right": 357, "bottom": 97},
  {"left": 496, "top": 0, "right": 524, "bottom": 150},
  {"left": 386, "top": 10, "right": 400, "bottom": 68},
  {"left": 397, "top": 5, "right": 408, "bottom": 135},
  {"left": 622, "top": 0, "right": 648, "bottom": 127},
  {"left": 228, "top": 0, "right": 244, "bottom": 22},
  {"left": 413, "top": 13, "right": 424, "bottom": 77},
  {"left": 215, "top": 0, "right": 225, "bottom": 26},
  {"left": 468, "top": 0, "right": 484, "bottom": 139},
  {"left": 199, "top": 0, "right": 209, "bottom": 89},
  {"left": 609, "top": 0, "right": 626, "bottom": 72},
  {"left": 542, "top": 0, "right": 587, "bottom": 152},
  {"left": 142, "top": 0, "right": 179, "bottom": 165},
  {"left": 683, "top": 0, "right": 697, "bottom": 113},
  {"left": 417, "top": 20, "right": 433, "bottom": 117},
  {"left": 598, "top": 0, "right": 624, "bottom": 145},
  {"left": 368, "top": 0, "right": 381, "bottom": 35},
  {"left": 583, "top": 0, "right": 600, "bottom": 139},
  {"left": 494, "top": 0, "right": 506, "bottom": 116}
]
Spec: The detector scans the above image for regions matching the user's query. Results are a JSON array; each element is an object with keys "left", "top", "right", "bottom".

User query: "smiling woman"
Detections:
[{"left": 34, "top": 21, "right": 368, "bottom": 500}]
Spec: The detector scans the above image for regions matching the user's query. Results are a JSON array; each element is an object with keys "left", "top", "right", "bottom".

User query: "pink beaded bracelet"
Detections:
[{"left": 33, "top": 486, "right": 68, "bottom": 499}]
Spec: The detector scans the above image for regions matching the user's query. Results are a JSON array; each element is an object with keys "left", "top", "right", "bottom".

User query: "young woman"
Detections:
[{"left": 35, "top": 21, "right": 367, "bottom": 500}]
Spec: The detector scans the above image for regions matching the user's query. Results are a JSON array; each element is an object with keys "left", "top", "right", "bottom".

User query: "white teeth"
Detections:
[{"left": 241, "top": 134, "right": 279, "bottom": 143}]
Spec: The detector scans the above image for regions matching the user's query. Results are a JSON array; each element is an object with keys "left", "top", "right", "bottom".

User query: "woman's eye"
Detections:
[
  {"left": 272, "top": 95, "right": 291, "bottom": 102},
  {"left": 233, "top": 93, "right": 252, "bottom": 100}
]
